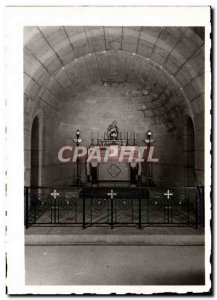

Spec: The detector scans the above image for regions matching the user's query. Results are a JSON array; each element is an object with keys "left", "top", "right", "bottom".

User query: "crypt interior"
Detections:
[
  {"left": 24, "top": 26, "right": 204, "bottom": 188},
  {"left": 24, "top": 26, "right": 205, "bottom": 286}
]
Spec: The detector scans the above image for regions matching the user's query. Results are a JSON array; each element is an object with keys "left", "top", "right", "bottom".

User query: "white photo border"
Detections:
[{"left": 4, "top": 5, "right": 211, "bottom": 294}]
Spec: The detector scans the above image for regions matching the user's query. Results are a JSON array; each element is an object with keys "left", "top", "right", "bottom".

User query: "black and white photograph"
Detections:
[{"left": 4, "top": 5, "right": 211, "bottom": 295}]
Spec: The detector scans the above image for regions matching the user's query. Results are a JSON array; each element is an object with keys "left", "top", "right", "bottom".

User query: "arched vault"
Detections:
[{"left": 24, "top": 26, "right": 204, "bottom": 130}]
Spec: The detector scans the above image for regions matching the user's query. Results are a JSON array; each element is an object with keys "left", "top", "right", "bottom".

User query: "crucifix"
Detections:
[
  {"left": 164, "top": 189, "right": 173, "bottom": 200},
  {"left": 107, "top": 189, "right": 117, "bottom": 199},
  {"left": 50, "top": 189, "right": 60, "bottom": 199}
]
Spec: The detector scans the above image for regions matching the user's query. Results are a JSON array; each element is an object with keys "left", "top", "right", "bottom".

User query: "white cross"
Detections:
[
  {"left": 164, "top": 189, "right": 173, "bottom": 200},
  {"left": 107, "top": 189, "right": 117, "bottom": 199},
  {"left": 50, "top": 189, "right": 60, "bottom": 199}
]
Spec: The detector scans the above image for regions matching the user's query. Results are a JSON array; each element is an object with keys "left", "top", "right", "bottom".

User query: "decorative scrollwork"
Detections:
[
  {"left": 92, "top": 198, "right": 106, "bottom": 210},
  {"left": 38, "top": 198, "right": 50, "bottom": 210},
  {"left": 60, "top": 198, "right": 76, "bottom": 210},
  {"left": 174, "top": 196, "right": 187, "bottom": 208},
  {"left": 150, "top": 198, "right": 163, "bottom": 210},
  {"left": 30, "top": 194, "right": 49, "bottom": 209},
  {"left": 30, "top": 194, "right": 42, "bottom": 204},
  {"left": 118, "top": 199, "right": 131, "bottom": 210}
]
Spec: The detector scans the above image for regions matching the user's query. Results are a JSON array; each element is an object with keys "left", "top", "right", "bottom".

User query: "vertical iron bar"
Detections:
[
  {"left": 75, "top": 201, "right": 77, "bottom": 224},
  {"left": 90, "top": 198, "right": 92, "bottom": 225},
  {"left": 114, "top": 200, "right": 116, "bottom": 223},
  {"left": 201, "top": 187, "right": 204, "bottom": 227},
  {"left": 54, "top": 198, "right": 56, "bottom": 223},
  {"left": 171, "top": 198, "right": 173, "bottom": 224},
  {"left": 198, "top": 188, "right": 201, "bottom": 226},
  {"left": 187, "top": 196, "right": 190, "bottom": 225},
  {"left": 111, "top": 197, "right": 113, "bottom": 229},
  {"left": 147, "top": 198, "right": 149, "bottom": 223},
  {"left": 195, "top": 193, "right": 198, "bottom": 229},
  {"left": 51, "top": 197, "right": 53, "bottom": 223},
  {"left": 167, "top": 199, "right": 169, "bottom": 224},
  {"left": 57, "top": 201, "right": 60, "bottom": 223},
  {"left": 132, "top": 200, "right": 134, "bottom": 224},
  {"left": 49, "top": 199, "right": 53, "bottom": 224},
  {"left": 83, "top": 197, "right": 86, "bottom": 229},
  {"left": 139, "top": 192, "right": 141, "bottom": 229},
  {"left": 34, "top": 199, "right": 36, "bottom": 223},
  {"left": 25, "top": 187, "right": 29, "bottom": 229},
  {"left": 107, "top": 199, "right": 110, "bottom": 224}
]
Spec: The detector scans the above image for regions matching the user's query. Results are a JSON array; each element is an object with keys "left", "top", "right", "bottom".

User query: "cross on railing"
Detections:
[
  {"left": 50, "top": 189, "right": 60, "bottom": 199},
  {"left": 164, "top": 189, "right": 173, "bottom": 200},
  {"left": 107, "top": 189, "right": 117, "bottom": 199},
  {"left": 163, "top": 189, "right": 173, "bottom": 224},
  {"left": 107, "top": 189, "right": 117, "bottom": 229}
]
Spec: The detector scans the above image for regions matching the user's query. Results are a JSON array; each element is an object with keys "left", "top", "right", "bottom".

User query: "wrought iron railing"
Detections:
[{"left": 24, "top": 186, "right": 204, "bottom": 229}]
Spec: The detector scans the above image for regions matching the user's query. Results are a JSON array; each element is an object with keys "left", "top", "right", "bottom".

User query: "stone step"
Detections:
[{"left": 25, "top": 227, "right": 204, "bottom": 246}]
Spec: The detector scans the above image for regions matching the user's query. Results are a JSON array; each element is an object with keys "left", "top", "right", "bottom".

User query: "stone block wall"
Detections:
[
  {"left": 36, "top": 83, "right": 187, "bottom": 187},
  {"left": 24, "top": 81, "right": 204, "bottom": 188}
]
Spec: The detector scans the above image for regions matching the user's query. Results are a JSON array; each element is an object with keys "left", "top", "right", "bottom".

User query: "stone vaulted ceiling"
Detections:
[{"left": 24, "top": 26, "right": 204, "bottom": 130}]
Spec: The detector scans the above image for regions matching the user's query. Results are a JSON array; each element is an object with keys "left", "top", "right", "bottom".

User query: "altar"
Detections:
[
  {"left": 84, "top": 121, "right": 145, "bottom": 185},
  {"left": 98, "top": 162, "right": 130, "bottom": 181},
  {"left": 86, "top": 145, "right": 141, "bottom": 185}
]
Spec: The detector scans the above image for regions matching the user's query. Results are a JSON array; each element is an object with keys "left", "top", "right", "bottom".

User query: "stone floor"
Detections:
[
  {"left": 25, "top": 244, "right": 205, "bottom": 285},
  {"left": 25, "top": 225, "right": 205, "bottom": 286}
]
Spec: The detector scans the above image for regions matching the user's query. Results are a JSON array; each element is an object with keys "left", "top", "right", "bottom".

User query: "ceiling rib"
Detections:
[
  {"left": 150, "top": 29, "right": 187, "bottom": 89},
  {"left": 25, "top": 46, "right": 73, "bottom": 100},
  {"left": 156, "top": 42, "right": 205, "bottom": 101},
  {"left": 135, "top": 27, "right": 143, "bottom": 54},
  {"left": 62, "top": 26, "right": 77, "bottom": 58},
  {"left": 83, "top": 56, "right": 94, "bottom": 85},
  {"left": 94, "top": 52, "right": 103, "bottom": 82},
  {"left": 37, "top": 27, "right": 76, "bottom": 98},
  {"left": 24, "top": 27, "right": 204, "bottom": 129},
  {"left": 145, "top": 27, "right": 165, "bottom": 83}
]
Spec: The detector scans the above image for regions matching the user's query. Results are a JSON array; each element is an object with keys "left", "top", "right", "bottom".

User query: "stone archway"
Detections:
[
  {"left": 30, "top": 116, "right": 39, "bottom": 187},
  {"left": 183, "top": 116, "right": 195, "bottom": 187}
]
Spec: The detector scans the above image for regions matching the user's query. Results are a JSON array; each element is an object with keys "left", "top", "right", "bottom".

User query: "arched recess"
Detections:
[
  {"left": 183, "top": 116, "right": 195, "bottom": 187},
  {"left": 30, "top": 109, "right": 44, "bottom": 187},
  {"left": 31, "top": 117, "right": 39, "bottom": 186}
]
